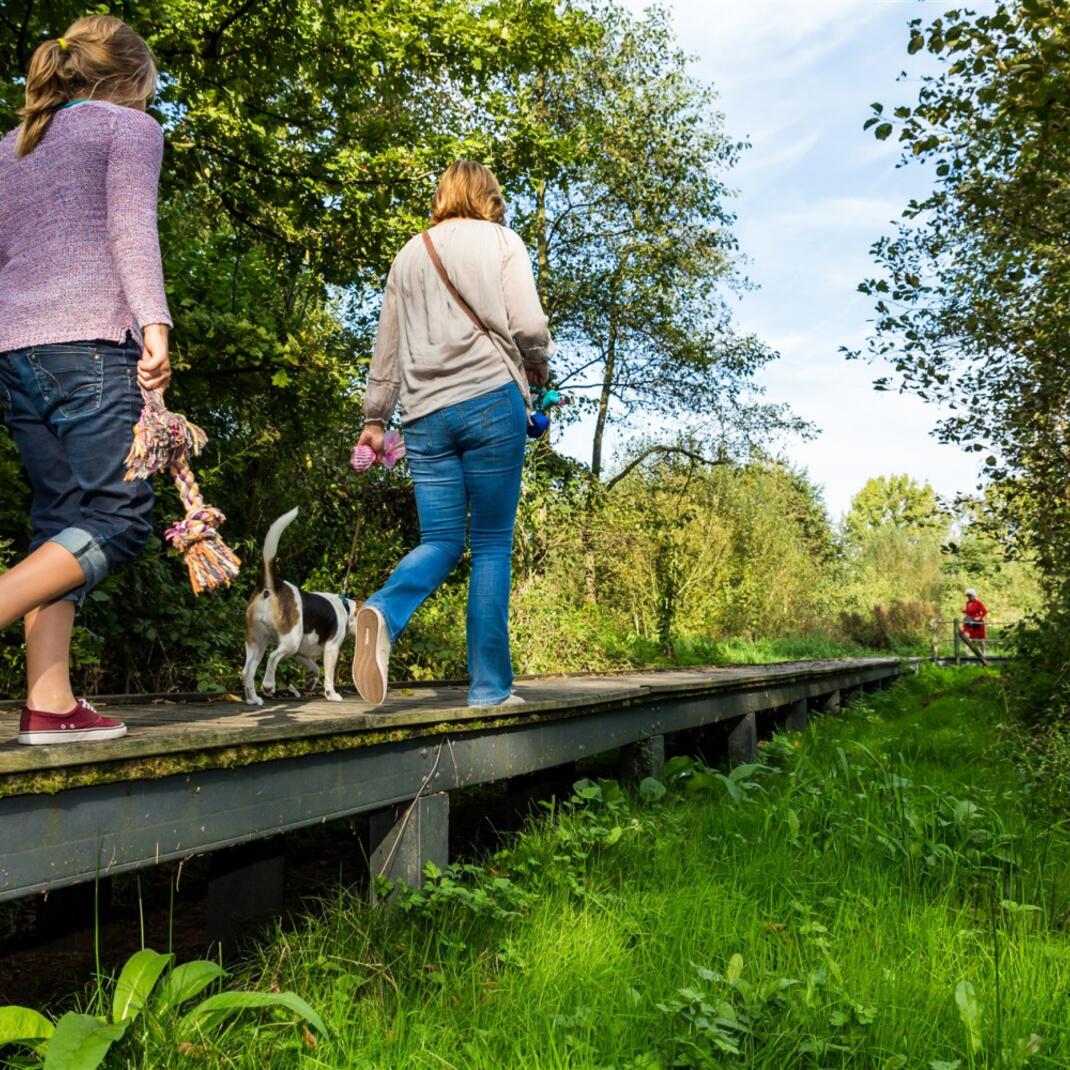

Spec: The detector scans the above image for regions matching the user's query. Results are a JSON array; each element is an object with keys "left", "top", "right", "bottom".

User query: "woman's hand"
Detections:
[
  {"left": 525, "top": 361, "right": 550, "bottom": 388},
  {"left": 358, "top": 423, "right": 385, "bottom": 457},
  {"left": 138, "top": 324, "right": 171, "bottom": 392}
]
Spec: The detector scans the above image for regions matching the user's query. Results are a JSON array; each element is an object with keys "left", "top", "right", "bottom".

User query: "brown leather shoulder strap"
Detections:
[{"left": 421, "top": 230, "right": 490, "bottom": 336}]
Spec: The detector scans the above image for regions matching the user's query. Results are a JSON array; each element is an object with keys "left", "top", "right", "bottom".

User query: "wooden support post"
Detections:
[
  {"left": 820, "top": 689, "right": 841, "bottom": 713},
  {"left": 727, "top": 713, "right": 757, "bottom": 764},
  {"left": 369, "top": 792, "right": 449, "bottom": 902},
  {"left": 206, "top": 842, "right": 285, "bottom": 949},
  {"left": 785, "top": 698, "right": 808, "bottom": 732},
  {"left": 619, "top": 735, "right": 665, "bottom": 785}
]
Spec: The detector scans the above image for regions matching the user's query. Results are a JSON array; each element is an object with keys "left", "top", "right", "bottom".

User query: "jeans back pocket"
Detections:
[{"left": 30, "top": 344, "right": 105, "bottom": 419}]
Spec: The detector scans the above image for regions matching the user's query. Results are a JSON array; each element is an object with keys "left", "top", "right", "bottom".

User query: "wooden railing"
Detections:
[{"left": 929, "top": 618, "right": 1013, "bottom": 665}]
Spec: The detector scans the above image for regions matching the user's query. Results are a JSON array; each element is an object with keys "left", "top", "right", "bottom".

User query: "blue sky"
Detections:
[{"left": 558, "top": 0, "right": 995, "bottom": 519}]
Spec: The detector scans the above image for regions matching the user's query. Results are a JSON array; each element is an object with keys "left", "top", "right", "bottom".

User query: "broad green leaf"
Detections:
[
  {"left": 728, "top": 762, "right": 765, "bottom": 782},
  {"left": 113, "top": 949, "right": 173, "bottom": 1024},
  {"left": 638, "top": 777, "right": 666, "bottom": 803},
  {"left": 181, "top": 991, "right": 328, "bottom": 1037},
  {"left": 153, "top": 961, "right": 225, "bottom": 1015},
  {"left": 875, "top": 122, "right": 894, "bottom": 141},
  {"left": 662, "top": 756, "right": 695, "bottom": 779},
  {"left": 725, "top": 954, "right": 744, "bottom": 983},
  {"left": 43, "top": 1013, "right": 128, "bottom": 1070},
  {"left": 684, "top": 770, "right": 717, "bottom": 794},
  {"left": 954, "top": 980, "right": 982, "bottom": 1053},
  {"left": 0, "top": 1005, "right": 54, "bottom": 1046},
  {"left": 714, "top": 773, "right": 744, "bottom": 804}
]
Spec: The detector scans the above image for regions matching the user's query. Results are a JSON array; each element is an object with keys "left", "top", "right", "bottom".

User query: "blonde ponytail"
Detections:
[{"left": 17, "top": 15, "right": 158, "bottom": 157}]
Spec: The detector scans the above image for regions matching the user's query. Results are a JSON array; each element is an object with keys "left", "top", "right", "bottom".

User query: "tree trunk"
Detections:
[
  {"left": 583, "top": 316, "right": 617, "bottom": 603},
  {"left": 534, "top": 180, "right": 549, "bottom": 291},
  {"left": 591, "top": 316, "right": 617, "bottom": 482}
]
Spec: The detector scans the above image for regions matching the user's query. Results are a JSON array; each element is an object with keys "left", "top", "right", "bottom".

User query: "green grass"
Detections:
[
  {"left": 594, "top": 631, "right": 900, "bottom": 670},
  {"left": 33, "top": 667, "right": 1070, "bottom": 1068}
]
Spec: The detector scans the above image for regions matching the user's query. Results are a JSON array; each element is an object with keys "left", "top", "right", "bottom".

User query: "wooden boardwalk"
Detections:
[{"left": 0, "top": 658, "right": 903, "bottom": 905}]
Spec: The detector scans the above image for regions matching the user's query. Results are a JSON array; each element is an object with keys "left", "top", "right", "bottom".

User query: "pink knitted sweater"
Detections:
[{"left": 0, "top": 100, "right": 172, "bottom": 353}]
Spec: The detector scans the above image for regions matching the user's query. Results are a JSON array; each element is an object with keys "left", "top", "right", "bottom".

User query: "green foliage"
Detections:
[
  {"left": 855, "top": 3, "right": 1070, "bottom": 720},
  {"left": 0, "top": 947, "right": 325, "bottom": 1069},
  {"left": 844, "top": 474, "right": 943, "bottom": 542},
  {"left": 0, "top": 0, "right": 803, "bottom": 695}
]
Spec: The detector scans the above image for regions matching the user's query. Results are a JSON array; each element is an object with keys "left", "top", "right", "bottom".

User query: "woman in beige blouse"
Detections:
[{"left": 352, "top": 162, "right": 553, "bottom": 708}]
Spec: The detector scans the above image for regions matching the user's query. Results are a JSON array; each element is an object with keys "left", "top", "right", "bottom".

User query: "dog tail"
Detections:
[{"left": 262, "top": 507, "right": 299, "bottom": 593}]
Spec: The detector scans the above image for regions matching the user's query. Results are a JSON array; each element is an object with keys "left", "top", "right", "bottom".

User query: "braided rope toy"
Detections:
[{"left": 124, "top": 389, "right": 241, "bottom": 594}]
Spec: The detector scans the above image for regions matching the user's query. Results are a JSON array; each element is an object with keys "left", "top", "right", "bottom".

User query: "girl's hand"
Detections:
[
  {"left": 358, "top": 424, "right": 385, "bottom": 456},
  {"left": 525, "top": 361, "right": 550, "bottom": 387},
  {"left": 138, "top": 324, "right": 171, "bottom": 392}
]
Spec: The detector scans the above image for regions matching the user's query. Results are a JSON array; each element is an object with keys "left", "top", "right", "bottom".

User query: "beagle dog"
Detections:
[{"left": 243, "top": 507, "right": 359, "bottom": 705}]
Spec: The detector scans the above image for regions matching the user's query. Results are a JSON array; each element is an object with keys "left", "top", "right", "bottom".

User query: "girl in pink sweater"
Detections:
[{"left": 0, "top": 16, "right": 172, "bottom": 744}]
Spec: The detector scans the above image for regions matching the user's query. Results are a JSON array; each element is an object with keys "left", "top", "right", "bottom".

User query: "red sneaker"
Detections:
[{"left": 17, "top": 699, "right": 127, "bottom": 745}]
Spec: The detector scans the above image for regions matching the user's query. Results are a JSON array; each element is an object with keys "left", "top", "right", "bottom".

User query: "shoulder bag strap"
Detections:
[
  {"left": 421, "top": 230, "right": 492, "bottom": 336},
  {"left": 421, "top": 229, "right": 534, "bottom": 419}
]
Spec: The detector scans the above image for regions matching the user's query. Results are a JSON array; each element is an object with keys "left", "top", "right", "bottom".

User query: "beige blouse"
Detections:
[{"left": 363, "top": 218, "right": 555, "bottom": 424}]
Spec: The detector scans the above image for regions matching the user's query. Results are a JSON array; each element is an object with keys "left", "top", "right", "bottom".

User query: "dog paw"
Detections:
[
  {"left": 246, "top": 694, "right": 264, "bottom": 707},
  {"left": 325, "top": 692, "right": 342, "bottom": 702},
  {"left": 261, "top": 685, "right": 274, "bottom": 697}
]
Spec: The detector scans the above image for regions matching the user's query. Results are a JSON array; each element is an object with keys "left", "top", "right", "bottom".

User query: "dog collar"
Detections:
[{"left": 340, "top": 595, "right": 351, "bottom": 616}]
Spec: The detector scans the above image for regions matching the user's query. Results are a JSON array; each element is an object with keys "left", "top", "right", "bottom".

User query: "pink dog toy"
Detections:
[{"left": 350, "top": 429, "right": 405, "bottom": 473}]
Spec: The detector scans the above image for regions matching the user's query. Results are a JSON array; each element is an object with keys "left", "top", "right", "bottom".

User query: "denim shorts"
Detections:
[{"left": 0, "top": 339, "right": 154, "bottom": 603}]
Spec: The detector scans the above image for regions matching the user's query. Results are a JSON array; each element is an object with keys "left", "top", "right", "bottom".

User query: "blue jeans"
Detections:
[
  {"left": 0, "top": 339, "right": 154, "bottom": 603},
  {"left": 366, "top": 383, "right": 527, "bottom": 705}
]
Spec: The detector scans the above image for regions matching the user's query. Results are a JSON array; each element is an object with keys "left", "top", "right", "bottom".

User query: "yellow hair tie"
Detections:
[{"left": 58, "top": 37, "right": 68, "bottom": 50}]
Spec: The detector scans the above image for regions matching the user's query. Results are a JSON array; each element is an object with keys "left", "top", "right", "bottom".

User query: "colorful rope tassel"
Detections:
[{"left": 124, "top": 389, "right": 241, "bottom": 595}]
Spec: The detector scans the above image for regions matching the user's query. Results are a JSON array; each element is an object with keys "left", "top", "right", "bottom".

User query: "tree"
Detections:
[
  {"left": 0, "top": 0, "right": 587, "bottom": 691},
  {"left": 852, "top": 2, "right": 1070, "bottom": 716},
  {"left": 494, "top": 3, "right": 803, "bottom": 481},
  {"left": 843, "top": 475, "right": 943, "bottom": 544}
]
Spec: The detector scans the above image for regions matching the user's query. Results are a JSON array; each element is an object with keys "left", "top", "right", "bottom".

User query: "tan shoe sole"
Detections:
[{"left": 353, "top": 606, "right": 389, "bottom": 706}]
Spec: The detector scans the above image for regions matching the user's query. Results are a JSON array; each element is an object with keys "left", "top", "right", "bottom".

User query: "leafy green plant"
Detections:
[
  {"left": 656, "top": 956, "right": 799, "bottom": 1066},
  {"left": 0, "top": 948, "right": 326, "bottom": 1069}
]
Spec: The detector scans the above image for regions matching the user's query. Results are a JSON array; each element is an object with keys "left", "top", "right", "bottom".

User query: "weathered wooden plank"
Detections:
[
  {"left": 0, "top": 659, "right": 901, "bottom": 782},
  {"left": 0, "top": 658, "right": 903, "bottom": 901},
  {"left": 0, "top": 680, "right": 648, "bottom": 775}
]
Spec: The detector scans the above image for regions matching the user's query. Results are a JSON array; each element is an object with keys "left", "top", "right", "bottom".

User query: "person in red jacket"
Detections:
[{"left": 962, "top": 588, "right": 989, "bottom": 645}]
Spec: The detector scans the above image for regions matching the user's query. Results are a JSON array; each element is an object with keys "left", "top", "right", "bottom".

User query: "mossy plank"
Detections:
[{"left": 0, "top": 660, "right": 900, "bottom": 799}]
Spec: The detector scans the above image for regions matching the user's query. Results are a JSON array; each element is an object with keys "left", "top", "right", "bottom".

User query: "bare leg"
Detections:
[
  {"left": 0, "top": 543, "right": 84, "bottom": 631},
  {"left": 24, "top": 601, "right": 78, "bottom": 713}
]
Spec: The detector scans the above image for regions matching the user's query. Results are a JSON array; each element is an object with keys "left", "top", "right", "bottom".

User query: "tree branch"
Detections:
[{"left": 604, "top": 445, "right": 729, "bottom": 491}]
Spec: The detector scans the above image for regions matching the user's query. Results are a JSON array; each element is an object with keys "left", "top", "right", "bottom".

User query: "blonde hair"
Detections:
[
  {"left": 430, "top": 161, "right": 506, "bottom": 226},
  {"left": 17, "top": 15, "right": 157, "bottom": 157}
]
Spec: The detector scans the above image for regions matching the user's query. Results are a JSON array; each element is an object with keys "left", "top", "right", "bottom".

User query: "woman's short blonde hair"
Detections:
[
  {"left": 17, "top": 15, "right": 157, "bottom": 157},
  {"left": 430, "top": 161, "right": 506, "bottom": 226}
]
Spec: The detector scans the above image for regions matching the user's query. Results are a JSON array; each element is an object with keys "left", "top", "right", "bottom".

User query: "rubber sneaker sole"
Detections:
[
  {"left": 353, "top": 605, "right": 389, "bottom": 706},
  {"left": 18, "top": 723, "right": 127, "bottom": 745}
]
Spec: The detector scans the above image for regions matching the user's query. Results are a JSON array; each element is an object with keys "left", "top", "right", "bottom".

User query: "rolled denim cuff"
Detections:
[{"left": 48, "top": 526, "right": 110, "bottom": 593}]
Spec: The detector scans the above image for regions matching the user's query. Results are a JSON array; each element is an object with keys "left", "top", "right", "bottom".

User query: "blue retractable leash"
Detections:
[{"left": 528, "top": 387, "right": 562, "bottom": 439}]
